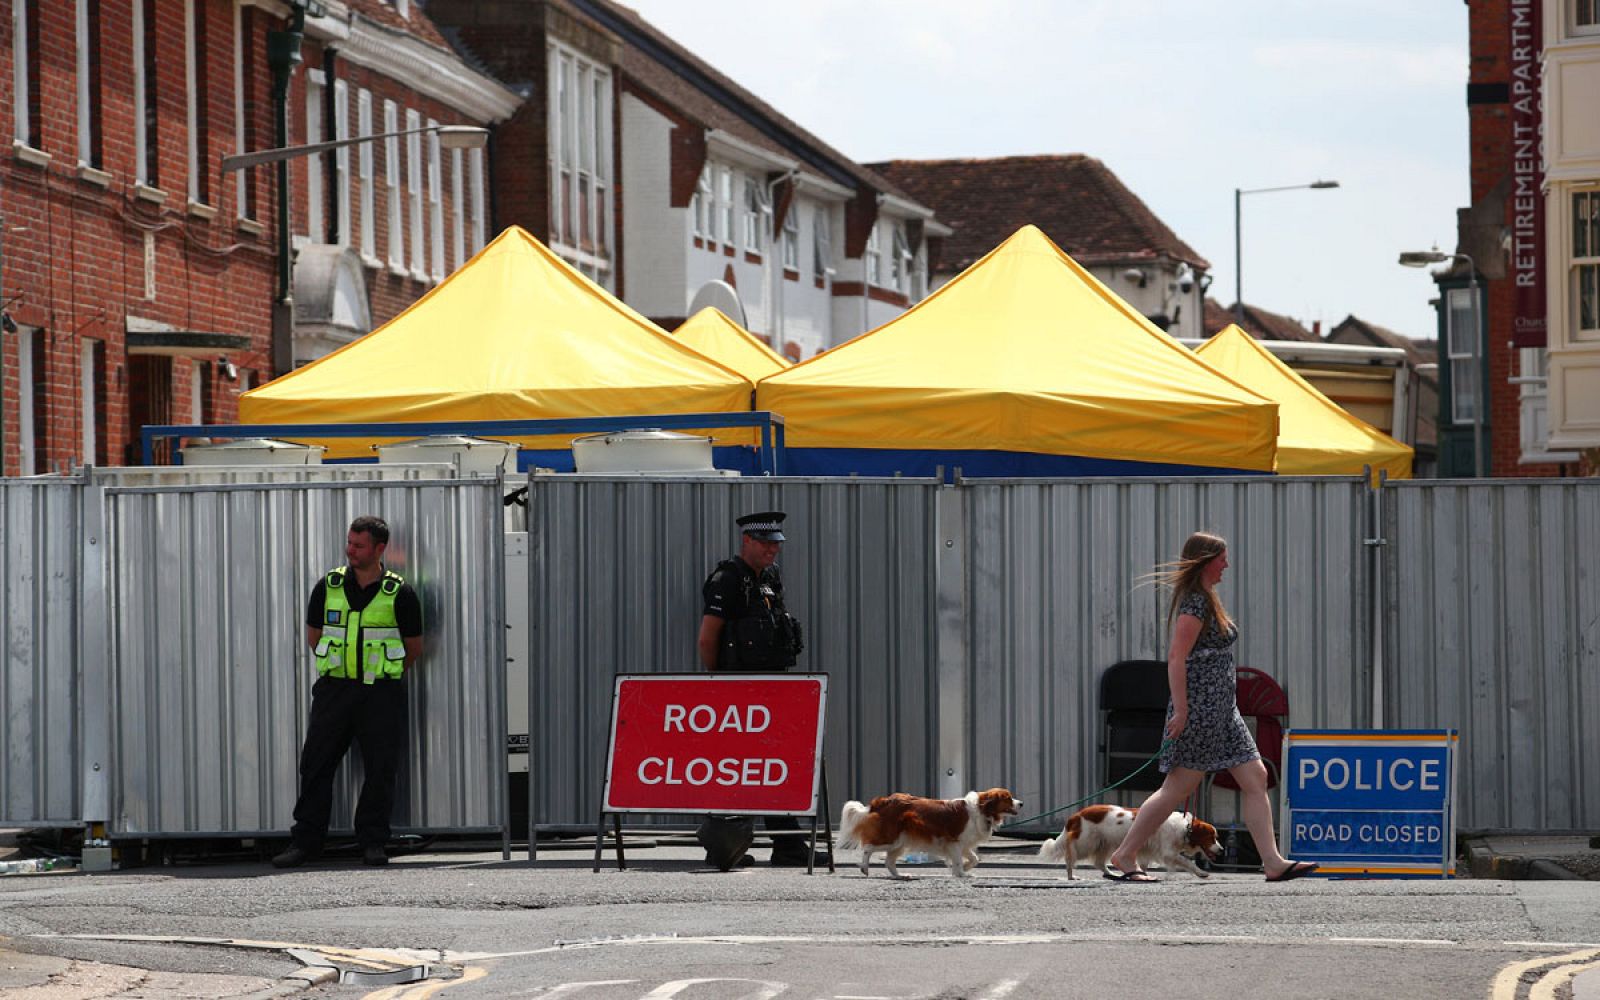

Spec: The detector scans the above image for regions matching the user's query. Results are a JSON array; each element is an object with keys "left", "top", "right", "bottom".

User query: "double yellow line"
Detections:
[{"left": 1491, "top": 947, "right": 1600, "bottom": 1000}]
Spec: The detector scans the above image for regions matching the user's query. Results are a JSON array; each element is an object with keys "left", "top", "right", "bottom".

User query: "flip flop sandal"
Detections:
[{"left": 1103, "top": 863, "right": 1159, "bottom": 883}]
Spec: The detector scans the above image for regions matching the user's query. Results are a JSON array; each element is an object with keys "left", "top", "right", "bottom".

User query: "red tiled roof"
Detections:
[
  {"left": 1202, "top": 297, "right": 1319, "bottom": 342},
  {"left": 865, "top": 155, "right": 1208, "bottom": 274}
]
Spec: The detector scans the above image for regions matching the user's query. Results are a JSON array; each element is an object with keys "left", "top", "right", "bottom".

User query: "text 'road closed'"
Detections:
[{"left": 604, "top": 674, "right": 827, "bottom": 814}]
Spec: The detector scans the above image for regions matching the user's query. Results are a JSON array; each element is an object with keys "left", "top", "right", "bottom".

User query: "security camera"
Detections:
[
  {"left": 1176, "top": 275, "right": 1195, "bottom": 294},
  {"left": 1121, "top": 268, "right": 1148, "bottom": 288},
  {"left": 218, "top": 356, "right": 239, "bottom": 381},
  {"left": 1, "top": 311, "right": 15, "bottom": 334}
]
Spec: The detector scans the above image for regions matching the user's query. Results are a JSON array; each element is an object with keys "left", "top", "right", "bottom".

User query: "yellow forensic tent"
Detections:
[
  {"left": 240, "top": 227, "right": 753, "bottom": 459},
  {"left": 674, "top": 307, "right": 790, "bottom": 381},
  {"left": 1195, "top": 324, "right": 1413, "bottom": 480},
  {"left": 756, "top": 225, "right": 1279, "bottom": 477}
]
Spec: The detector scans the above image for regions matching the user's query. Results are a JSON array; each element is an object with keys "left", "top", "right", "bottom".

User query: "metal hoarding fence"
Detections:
[
  {"left": 100, "top": 478, "right": 507, "bottom": 840},
  {"left": 0, "top": 477, "right": 85, "bottom": 826},
  {"left": 1381, "top": 479, "right": 1600, "bottom": 831}
]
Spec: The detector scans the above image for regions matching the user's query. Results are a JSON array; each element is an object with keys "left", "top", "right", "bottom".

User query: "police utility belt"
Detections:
[{"left": 313, "top": 568, "right": 407, "bottom": 684}]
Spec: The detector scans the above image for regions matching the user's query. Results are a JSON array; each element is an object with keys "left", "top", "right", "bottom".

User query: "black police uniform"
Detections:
[
  {"left": 288, "top": 568, "right": 423, "bottom": 855},
  {"left": 697, "top": 521, "right": 813, "bottom": 868},
  {"left": 701, "top": 557, "right": 801, "bottom": 671}
]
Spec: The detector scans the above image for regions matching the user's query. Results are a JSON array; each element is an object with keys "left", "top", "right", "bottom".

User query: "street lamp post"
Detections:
[
  {"left": 1233, "top": 180, "right": 1340, "bottom": 325},
  {"left": 224, "top": 124, "right": 489, "bottom": 375},
  {"left": 1400, "top": 249, "right": 1483, "bottom": 478}
]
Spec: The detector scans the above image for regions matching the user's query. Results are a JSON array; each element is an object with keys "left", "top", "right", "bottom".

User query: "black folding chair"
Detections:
[{"left": 1099, "top": 659, "right": 1171, "bottom": 796}]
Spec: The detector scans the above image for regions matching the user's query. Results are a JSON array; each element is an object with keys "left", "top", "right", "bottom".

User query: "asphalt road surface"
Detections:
[{"left": 2, "top": 841, "right": 1598, "bottom": 999}]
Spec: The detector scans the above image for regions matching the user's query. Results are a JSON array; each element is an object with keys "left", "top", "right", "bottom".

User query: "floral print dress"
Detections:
[{"left": 1159, "top": 591, "right": 1260, "bottom": 774}]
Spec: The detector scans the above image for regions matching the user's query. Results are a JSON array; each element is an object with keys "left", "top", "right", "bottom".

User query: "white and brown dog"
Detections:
[
  {"left": 838, "top": 788, "right": 1022, "bottom": 878},
  {"left": 1039, "top": 804, "right": 1220, "bottom": 879}
]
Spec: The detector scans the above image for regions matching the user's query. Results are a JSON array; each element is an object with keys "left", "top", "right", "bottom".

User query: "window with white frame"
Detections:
[
  {"left": 813, "top": 204, "right": 830, "bottom": 279},
  {"left": 743, "top": 174, "right": 766, "bottom": 253},
  {"left": 190, "top": 361, "right": 205, "bottom": 424},
  {"left": 406, "top": 108, "right": 424, "bottom": 275},
  {"left": 77, "top": 0, "right": 103, "bottom": 169},
  {"left": 186, "top": 0, "right": 210, "bottom": 205},
  {"left": 782, "top": 205, "right": 799, "bottom": 270},
  {"left": 358, "top": 89, "right": 375, "bottom": 259},
  {"left": 13, "top": 0, "right": 36, "bottom": 148},
  {"left": 18, "top": 329, "right": 38, "bottom": 475},
  {"left": 334, "top": 80, "right": 350, "bottom": 246},
  {"left": 384, "top": 100, "right": 403, "bottom": 269},
  {"left": 1445, "top": 286, "right": 1479, "bottom": 424},
  {"left": 451, "top": 147, "right": 465, "bottom": 269},
  {"left": 134, "top": 0, "right": 158, "bottom": 186},
  {"left": 428, "top": 119, "right": 444, "bottom": 280},
  {"left": 865, "top": 223, "right": 882, "bottom": 287},
  {"left": 232, "top": 3, "right": 249, "bottom": 217},
  {"left": 891, "top": 223, "right": 911, "bottom": 294},
  {"left": 469, "top": 146, "right": 486, "bottom": 251},
  {"left": 1576, "top": 190, "right": 1600, "bottom": 339},
  {"left": 1575, "top": 0, "right": 1599, "bottom": 33},
  {"left": 719, "top": 167, "right": 734, "bottom": 245},
  {"left": 81, "top": 339, "right": 99, "bottom": 466},
  {"left": 691, "top": 165, "right": 713, "bottom": 239},
  {"left": 305, "top": 71, "right": 324, "bottom": 239},
  {"left": 547, "top": 41, "right": 612, "bottom": 267}
]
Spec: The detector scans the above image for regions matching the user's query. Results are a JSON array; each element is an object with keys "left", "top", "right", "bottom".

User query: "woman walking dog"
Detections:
[{"left": 1104, "top": 531, "right": 1318, "bottom": 884}]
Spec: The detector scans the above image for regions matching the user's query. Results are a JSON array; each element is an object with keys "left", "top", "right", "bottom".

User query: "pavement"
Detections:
[{"left": 1462, "top": 832, "right": 1600, "bottom": 881}]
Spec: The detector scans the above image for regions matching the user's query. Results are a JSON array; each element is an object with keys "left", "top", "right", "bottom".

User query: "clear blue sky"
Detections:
[{"left": 630, "top": 0, "right": 1467, "bottom": 342}]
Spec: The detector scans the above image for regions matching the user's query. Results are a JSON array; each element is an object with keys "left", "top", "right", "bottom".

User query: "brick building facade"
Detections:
[
  {"left": 1435, "top": 0, "right": 1591, "bottom": 476},
  {"left": 1, "top": 0, "right": 516, "bottom": 472}
]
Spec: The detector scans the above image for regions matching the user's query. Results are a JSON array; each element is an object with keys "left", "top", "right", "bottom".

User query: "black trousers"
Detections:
[{"left": 289, "top": 676, "right": 406, "bottom": 850}]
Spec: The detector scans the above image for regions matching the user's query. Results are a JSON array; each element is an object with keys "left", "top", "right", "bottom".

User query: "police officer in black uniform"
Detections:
[{"left": 695, "top": 511, "right": 819, "bottom": 869}]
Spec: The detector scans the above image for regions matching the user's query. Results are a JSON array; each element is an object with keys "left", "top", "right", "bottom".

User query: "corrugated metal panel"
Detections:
[
  {"left": 961, "top": 477, "right": 1370, "bottom": 833},
  {"left": 0, "top": 478, "right": 85, "bottom": 825},
  {"left": 89, "top": 464, "right": 459, "bottom": 487},
  {"left": 524, "top": 476, "right": 941, "bottom": 827},
  {"left": 105, "top": 479, "right": 505, "bottom": 836},
  {"left": 1382, "top": 479, "right": 1600, "bottom": 831}
]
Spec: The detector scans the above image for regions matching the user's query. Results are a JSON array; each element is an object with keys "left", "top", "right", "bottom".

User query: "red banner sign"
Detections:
[
  {"left": 1509, "top": 0, "right": 1546, "bottom": 348},
  {"left": 602, "top": 673, "right": 828, "bottom": 815}
]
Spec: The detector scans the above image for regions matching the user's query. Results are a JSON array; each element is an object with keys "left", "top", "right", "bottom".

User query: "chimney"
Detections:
[{"left": 1313, "top": 320, "right": 1322, "bottom": 337}]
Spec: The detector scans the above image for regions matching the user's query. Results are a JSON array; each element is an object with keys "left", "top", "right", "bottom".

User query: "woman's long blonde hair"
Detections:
[{"left": 1152, "top": 531, "right": 1234, "bottom": 635}]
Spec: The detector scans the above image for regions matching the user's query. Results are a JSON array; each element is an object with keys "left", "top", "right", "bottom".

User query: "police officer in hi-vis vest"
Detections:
[
  {"left": 695, "top": 511, "right": 820, "bottom": 869},
  {"left": 273, "top": 515, "right": 423, "bottom": 868}
]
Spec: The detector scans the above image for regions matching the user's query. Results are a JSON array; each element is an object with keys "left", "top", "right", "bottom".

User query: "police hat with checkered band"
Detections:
[{"left": 736, "top": 510, "right": 786, "bottom": 542}]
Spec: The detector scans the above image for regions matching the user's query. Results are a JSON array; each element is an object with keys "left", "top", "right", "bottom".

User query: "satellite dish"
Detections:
[{"left": 687, "top": 280, "right": 747, "bottom": 328}]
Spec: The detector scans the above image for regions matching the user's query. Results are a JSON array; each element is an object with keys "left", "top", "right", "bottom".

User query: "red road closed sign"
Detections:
[{"left": 602, "top": 673, "right": 828, "bottom": 815}]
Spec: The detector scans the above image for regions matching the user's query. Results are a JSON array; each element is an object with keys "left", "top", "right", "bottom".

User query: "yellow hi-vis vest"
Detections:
[{"left": 314, "top": 567, "right": 407, "bottom": 684}]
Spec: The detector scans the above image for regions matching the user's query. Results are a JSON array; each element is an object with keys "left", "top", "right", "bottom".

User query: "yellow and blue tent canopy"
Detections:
[
  {"left": 1195, "top": 324, "right": 1413, "bottom": 480},
  {"left": 674, "top": 307, "right": 790, "bottom": 381},
  {"left": 756, "top": 225, "right": 1279, "bottom": 477},
  {"left": 240, "top": 226, "right": 753, "bottom": 461}
]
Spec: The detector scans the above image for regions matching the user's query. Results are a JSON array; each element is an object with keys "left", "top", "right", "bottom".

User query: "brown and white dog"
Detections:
[
  {"left": 1039, "top": 804, "right": 1220, "bottom": 879},
  {"left": 838, "top": 788, "right": 1022, "bottom": 878}
]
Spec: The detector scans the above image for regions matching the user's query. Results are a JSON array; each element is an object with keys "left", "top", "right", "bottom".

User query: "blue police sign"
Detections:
[{"left": 1283, "top": 729, "right": 1458, "bottom": 878}]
